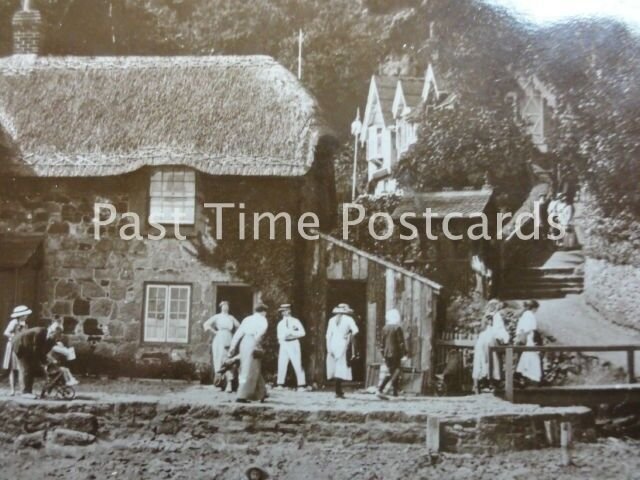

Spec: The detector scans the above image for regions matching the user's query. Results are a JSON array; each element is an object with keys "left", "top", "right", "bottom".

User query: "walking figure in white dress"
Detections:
[
  {"left": 276, "top": 303, "right": 307, "bottom": 390},
  {"left": 326, "top": 303, "right": 359, "bottom": 399}
]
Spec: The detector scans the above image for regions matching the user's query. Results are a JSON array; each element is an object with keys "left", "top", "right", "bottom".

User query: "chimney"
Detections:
[{"left": 12, "top": 1, "right": 42, "bottom": 55}]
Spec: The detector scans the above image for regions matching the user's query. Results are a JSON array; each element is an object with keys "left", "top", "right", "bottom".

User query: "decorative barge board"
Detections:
[{"left": 303, "top": 232, "right": 442, "bottom": 390}]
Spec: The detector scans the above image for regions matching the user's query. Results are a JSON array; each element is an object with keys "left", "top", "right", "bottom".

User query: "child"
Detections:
[{"left": 47, "top": 342, "right": 79, "bottom": 386}]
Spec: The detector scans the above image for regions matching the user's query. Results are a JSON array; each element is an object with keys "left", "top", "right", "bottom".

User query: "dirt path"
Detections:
[
  {"left": 536, "top": 294, "right": 640, "bottom": 371},
  {"left": 2, "top": 437, "right": 639, "bottom": 480}
]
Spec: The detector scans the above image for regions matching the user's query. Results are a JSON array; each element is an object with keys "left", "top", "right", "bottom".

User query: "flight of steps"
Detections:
[{"left": 502, "top": 251, "right": 585, "bottom": 300}]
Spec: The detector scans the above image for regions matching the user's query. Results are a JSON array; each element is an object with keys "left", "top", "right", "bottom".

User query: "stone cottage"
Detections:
[{"left": 0, "top": 6, "right": 336, "bottom": 375}]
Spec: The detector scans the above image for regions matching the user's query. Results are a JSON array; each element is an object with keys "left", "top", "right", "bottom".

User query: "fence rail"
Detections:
[{"left": 490, "top": 344, "right": 640, "bottom": 402}]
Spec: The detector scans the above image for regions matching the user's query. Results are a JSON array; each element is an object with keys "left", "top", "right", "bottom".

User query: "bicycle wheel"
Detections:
[{"left": 57, "top": 385, "right": 76, "bottom": 401}]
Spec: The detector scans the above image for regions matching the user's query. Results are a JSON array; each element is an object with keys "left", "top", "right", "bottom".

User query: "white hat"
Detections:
[
  {"left": 11, "top": 305, "right": 32, "bottom": 318},
  {"left": 332, "top": 303, "right": 353, "bottom": 314},
  {"left": 278, "top": 303, "right": 292, "bottom": 312}
]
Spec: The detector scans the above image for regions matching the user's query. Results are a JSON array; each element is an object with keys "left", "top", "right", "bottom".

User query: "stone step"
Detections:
[
  {"left": 502, "top": 287, "right": 584, "bottom": 300},
  {"left": 506, "top": 277, "right": 584, "bottom": 286},
  {"left": 506, "top": 268, "right": 583, "bottom": 278}
]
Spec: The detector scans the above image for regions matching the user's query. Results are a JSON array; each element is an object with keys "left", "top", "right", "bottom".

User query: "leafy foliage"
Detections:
[{"left": 395, "top": 102, "right": 542, "bottom": 210}]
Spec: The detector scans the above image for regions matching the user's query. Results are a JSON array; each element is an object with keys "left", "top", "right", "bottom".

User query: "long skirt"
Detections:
[
  {"left": 212, "top": 330, "right": 233, "bottom": 372},
  {"left": 516, "top": 352, "right": 542, "bottom": 382},
  {"left": 237, "top": 334, "right": 266, "bottom": 401},
  {"left": 2, "top": 342, "right": 17, "bottom": 371}
]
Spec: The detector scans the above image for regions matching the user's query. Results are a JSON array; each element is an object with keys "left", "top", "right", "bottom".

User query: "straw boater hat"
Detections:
[
  {"left": 278, "top": 303, "right": 292, "bottom": 312},
  {"left": 245, "top": 466, "right": 269, "bottom": 479},
  {"left": 11, "top": 305, "right": 32, "bottom": 318}
]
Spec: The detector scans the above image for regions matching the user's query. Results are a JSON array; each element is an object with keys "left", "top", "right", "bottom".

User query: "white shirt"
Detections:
[
  {"left": 277, "top": 316, "right": 305, "bottom": 344},
  {"left": 229, "top": 313, "right": 268, "bottom": 353}
]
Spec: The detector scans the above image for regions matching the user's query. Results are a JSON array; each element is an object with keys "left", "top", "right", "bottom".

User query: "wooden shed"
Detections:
[{"left": 302, "top": 233, "right": 443, "bottom": 392}]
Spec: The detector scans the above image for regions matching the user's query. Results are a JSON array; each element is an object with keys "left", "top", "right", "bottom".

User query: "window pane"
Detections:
[{"left": 148, "top": 168, "right": 196, "bottom": 225}]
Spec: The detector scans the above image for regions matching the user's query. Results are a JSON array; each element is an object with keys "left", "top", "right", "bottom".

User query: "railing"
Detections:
[{"left": 490, "top": 344, "right": 640, "bottom": 402}]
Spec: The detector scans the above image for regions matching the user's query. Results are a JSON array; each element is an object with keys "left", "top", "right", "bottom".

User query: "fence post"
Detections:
[
  {"left": 426, "top": 416, "right": 441, "bottom": 452},
  {"left": 488, "top": 346, "right": 493, "bottom": 382},
  {"left": 505, "top": 347, "right": 514, "bottom": 402},
  {"left": 627, "top": 348, "right": 636, "bottom": 383},
  {"left": 560, "top": 422, "right": 572, "bottom": 466}
]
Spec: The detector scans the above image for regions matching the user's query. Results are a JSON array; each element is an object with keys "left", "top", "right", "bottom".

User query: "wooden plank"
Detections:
[
  {"left": 385, "top": 268, "right": 395, "bottom": 311},
  {"left": 352, "top": 251, "right": 361, "bottom": 280},
  {"left": 493, "top": 345, "right": 640, "bottom": 353},
  {"left": 317, "top": 232, "right": 442, "bottom": 291},
  {"left": 367, "top": 302, "right": 377, "bottom": 368},
  {"left": 359, "top": 255, "right": 368, "bottom": 279},
  {"left": 342, "top": 247, "right": 352, "bottom": 279},
  {"left": 627, "top": 349, "right": 636, "bottom": 383},
  {"left": 412, "top": 279, "right": 422, "bottom": 367},
  {"left": 505, "top": 347, "right": 514, "bottom": 402}
]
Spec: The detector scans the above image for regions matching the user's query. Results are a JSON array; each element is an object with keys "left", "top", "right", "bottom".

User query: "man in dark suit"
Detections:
[
  {"left": 377, "top": 309, "right": 407, "bottom": 399},
  {"left": 12, "top": 322, "right": 62, "bottom": 397}
]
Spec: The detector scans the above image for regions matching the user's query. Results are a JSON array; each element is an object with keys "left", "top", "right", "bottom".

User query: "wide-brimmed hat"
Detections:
[
  {"left": 245, "top": 466, "right": 269, "bottom": 479},
  {"left": 278, "top": 303, "right": 292, "bottom": 312},
  {"left": 332, "top": 303, "right": 353, "bottom": 315},
  {"left": 11, "top": 305, "right": 32, "bottom": 318}
]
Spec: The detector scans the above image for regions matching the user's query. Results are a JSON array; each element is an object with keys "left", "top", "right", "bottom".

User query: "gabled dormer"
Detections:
[{"left": 516, "top": 75, "right": 557, "bottom": 153}]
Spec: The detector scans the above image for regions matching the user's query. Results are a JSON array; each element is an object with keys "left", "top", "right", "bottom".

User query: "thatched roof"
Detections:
[{"left": 0, "top": 55, "right": 330, "bottom": 177}]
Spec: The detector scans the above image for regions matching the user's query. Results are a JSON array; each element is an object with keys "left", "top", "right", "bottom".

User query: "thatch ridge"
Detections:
[{"left": 0, "top": 55, "right": 330, "bottom": 177}]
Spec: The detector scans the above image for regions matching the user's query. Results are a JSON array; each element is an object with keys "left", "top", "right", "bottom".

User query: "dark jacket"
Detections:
[
  {"left": 380, "top": 324, "right": 406, "bottom": 359},
  {"left": 12, "top": 327, "right": 56, "bottom": 365}
]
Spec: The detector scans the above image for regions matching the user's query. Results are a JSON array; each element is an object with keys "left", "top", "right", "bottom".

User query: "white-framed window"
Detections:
[
  {"left": 144, "top": 284, "right": 191, "bottom": 343},
  {"left": 367, "top": 126, "right": 384, "bottom": 161},
  {"left": 149, "top": 168, "right": 196, "bottom": 225}
]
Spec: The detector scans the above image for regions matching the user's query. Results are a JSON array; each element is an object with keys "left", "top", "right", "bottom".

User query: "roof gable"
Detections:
[{"left": 0, "top": 55, "right": 330, "bottom": 177}]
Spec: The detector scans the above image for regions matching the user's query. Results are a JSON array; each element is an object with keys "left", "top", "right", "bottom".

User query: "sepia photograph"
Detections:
[{"left": 0, "top": 0, "right": 639, "bottom": 478}]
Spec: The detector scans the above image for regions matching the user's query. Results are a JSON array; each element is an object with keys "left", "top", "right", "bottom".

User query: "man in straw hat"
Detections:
[
  {"left": 276, "top": 303, "right": 308, "bottom": 391},
  {"left": 12, "top": 320, "right": 63, "bottom": 398},
  {"left": 326, "top": 303, "right": 359, "bottom": 398},
  {"left": 3, "top": 305, "right": 31, "bottom": 395}
]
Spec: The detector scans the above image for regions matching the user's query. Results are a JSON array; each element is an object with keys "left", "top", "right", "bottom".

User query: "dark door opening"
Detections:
[
  {"left": 214, "top": 284, "right": 254, "bottom": 321},
  {"left": 326, "top": 280, "right": 367, "bottom": 383}
]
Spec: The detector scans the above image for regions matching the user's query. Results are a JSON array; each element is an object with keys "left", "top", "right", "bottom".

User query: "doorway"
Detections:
[
  {"left": 326, "top": 280, "right": 367, "bottom": 382},
  {"left": 213, "top": 284, "right": 254, "bottom": 321}
]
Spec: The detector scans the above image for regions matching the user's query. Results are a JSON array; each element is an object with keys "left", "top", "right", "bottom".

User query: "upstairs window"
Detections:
[
  {"left": 367, "top": 126, "right": 384, "bottom": 161},
  {"left": 149, "top": 168, "right": 196, "bottom": 225}
]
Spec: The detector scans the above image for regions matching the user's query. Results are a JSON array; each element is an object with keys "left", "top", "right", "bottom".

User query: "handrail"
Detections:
[{"left": 489, "top": 344, "right": 640, "bottom": 402}]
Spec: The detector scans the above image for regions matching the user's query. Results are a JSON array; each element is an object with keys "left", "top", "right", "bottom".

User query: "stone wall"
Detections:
[
  {"left": 584, "top": 258, "right": 640, "bottom": 331},
  {"left": 0, "top": 170, "right": 303, "bottom": 375}
]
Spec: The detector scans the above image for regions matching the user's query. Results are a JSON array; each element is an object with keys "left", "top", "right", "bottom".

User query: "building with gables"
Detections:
[{"left": 359, "top": 64, "right": 452, "bottom": 195}]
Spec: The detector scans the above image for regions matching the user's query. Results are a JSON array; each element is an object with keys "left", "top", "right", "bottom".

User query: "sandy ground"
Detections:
[
  {"left": 0, "top": 379, "right": 588, "bottom": 420},
  {"left": 2, "top": 436, "right": 639, "bottom": 480}
]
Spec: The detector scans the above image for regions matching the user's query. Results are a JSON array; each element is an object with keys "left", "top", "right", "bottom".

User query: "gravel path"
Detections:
[{"left": 536, "top": 294, "right": 640, "bottom": 370}]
